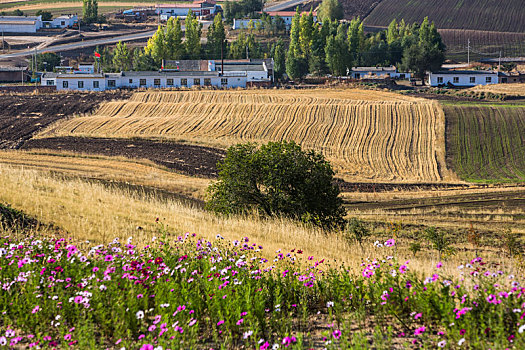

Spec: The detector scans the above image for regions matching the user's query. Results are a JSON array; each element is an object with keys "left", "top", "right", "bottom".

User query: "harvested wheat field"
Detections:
[
  {"left": 469, "top": 83, "right": 525, "bottom": 96},
  {"left": 41, "top": 89, "right": 455, "bottom": 183}
]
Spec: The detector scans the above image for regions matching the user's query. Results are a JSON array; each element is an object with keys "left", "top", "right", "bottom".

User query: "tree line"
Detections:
[
  {"left": 284, "top": 9, "right": 445, "bottom": 80},
  {"left": 90, "top": 9, "right": 444, "bottom": 82}
]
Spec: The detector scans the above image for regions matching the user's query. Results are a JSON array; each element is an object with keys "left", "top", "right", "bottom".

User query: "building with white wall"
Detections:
[
  {"left": 0, "top": 15, "right": 42, "bottom": 33},
  {"left": 156, "top": 0, "right": 220, "bottom": 19},
  {"left": 351, "top": 66, "right": 410, "bottom": 80},
  {"left": 41, "top": 70, "right": 247, "bottom": 91},
  {"left": 428, "top": 70, "right": 499, "bottom": 87},
  {"left": 45, "top": 14, "right": 78, "bottom": 29},
  {"left": 260, "top": 11, "right": 317, "bottom": 29}
]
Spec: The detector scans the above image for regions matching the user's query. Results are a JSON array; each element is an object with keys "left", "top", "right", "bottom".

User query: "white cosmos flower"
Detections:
[
  {"left": 458, "top": 338, "right": 466, "bottom": 346},
  {"left": 136, "top": 310, "right": 144, "bottom": 319},
  {"left": 519, "top": 324, "right": 525, "bottom": 334}
]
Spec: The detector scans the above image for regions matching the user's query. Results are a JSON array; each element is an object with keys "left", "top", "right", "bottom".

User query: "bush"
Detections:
[
  {"left": 346, "top": 217, "right": 370, "bottom": 249},
  {"left": 206, "top": 141, "right": 346, "bottom": 229}
]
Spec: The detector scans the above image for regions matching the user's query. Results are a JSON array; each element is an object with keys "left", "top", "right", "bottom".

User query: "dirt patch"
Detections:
[
  {"left": 0, "top": 91, "right": 131, "bottom": 149},
  {"left": 22, "top": 136, "right": 225, "bottom": 178}
]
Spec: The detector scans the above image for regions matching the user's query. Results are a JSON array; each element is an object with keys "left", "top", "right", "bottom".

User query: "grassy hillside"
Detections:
[
  {"left": 38, "top": 89, "right": 454, "bottom": 183},
  {"left": 445, "top": 104, "right": 525, "bottom": 182},
  {"left": 364, "top": 0, "right": 525, "bottom": 33}
]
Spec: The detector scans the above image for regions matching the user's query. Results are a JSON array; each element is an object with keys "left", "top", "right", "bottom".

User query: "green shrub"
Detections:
[{"left": 206, "top": 141, "right": 346, "bottom": 229}]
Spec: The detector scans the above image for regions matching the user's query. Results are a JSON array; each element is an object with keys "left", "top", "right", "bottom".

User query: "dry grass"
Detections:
[
  {"left": 40, "top": 89, "right": 456, "bottom": 183},
  {"left": 469, "top": 84, "right": 525, "bottom": 96},
  {"left": 0, "top": 163, "right": 516, "bottom": 277},
  {"left": 0, "top": 150, "right": 210, "bottom": 200}
]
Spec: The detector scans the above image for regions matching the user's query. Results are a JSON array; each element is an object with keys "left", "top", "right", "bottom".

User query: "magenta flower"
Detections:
[
  {"left": 140, "top": 344, "right": 153, "bottom": 350},
  {"left": 436, "top": 262, "right": 443, "bottom": 268},
  {"left": 64, "top": 334, "right": 71, "bottom": 341},
  {"left": 74, "top": 296, "right": 83, "bottom": 304},
  {"left": 31, "top": 306, "right": 40, "bottom": 314},
  {"left": 217, "top": 320, "right": 225, "bottom": 326},
  {"left": 414, "top": 326, "right": 426, "bottom": 336},
  {"left": 332, "top": 329, "right": 341, "bottom": 339},
  {"left": 104, "top": 255, "right": 114, "bottom": 262},
  {"left": 236, "top": 318, "right": 244, "bottom": 325},
  {"left": 385, "top": 239, "right": 396, "bottom": 247}
]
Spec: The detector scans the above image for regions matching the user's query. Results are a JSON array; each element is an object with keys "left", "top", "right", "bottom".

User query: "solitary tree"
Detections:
[
  {"left": 206, "top": 141, "right": 346, "bottom": 229},
  {"left": 35, "top": 10, "right": 52, "bottom": 21}
]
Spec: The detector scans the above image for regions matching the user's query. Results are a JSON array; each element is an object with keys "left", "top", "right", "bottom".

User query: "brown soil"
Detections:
[
  {"left": 0, "top": 91, "right": 131, "bottom": 149},
  {"left": 24, "top": 136, "right": 474, "bottom": 193},
  {"left": 23, "top": 136, "right": 225, "bottom": 178}
]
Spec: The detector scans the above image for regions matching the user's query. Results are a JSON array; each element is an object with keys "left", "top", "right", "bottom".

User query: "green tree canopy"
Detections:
[
  {"left": 207, "top": 13, "right": 226, "bottom": 59},
  {"left": 112, "top": 41, "right": 132, "bottom": 71},
  {"left": 318, "top": 0, "right": 343, "bottom": 23},
  {"left": 206, "top": 141, "right": 346, "bottom": 229},
  {"left": 35, "top": 10, "right": 52, "bottom": 21},
  {"left": 185, "top": 11, "right": 202, "bottom": 59}
]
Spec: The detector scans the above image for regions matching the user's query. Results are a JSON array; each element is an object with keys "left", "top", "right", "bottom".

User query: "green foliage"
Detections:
[
  {"left": 112, "top": 41, "right": 131, "bottom": 71},
  {"left": 206, "top": 141, "right": 346, "bottom": 229},
  {"left": 270, "top": 38, "right": 286, "bottom": 80},
  {"left": 34, "top": 52, "right": 61, "bottom": 71},
  {"left": 185, "top": 10, "right": 202, "bottom": 59},
  {"left": 325, "top": 23, "right": 351, "bottom": 76},
  {"left": 345, "top": 218, "right": 370, "bottom": 248},
  {"left": 145, "top": 26, "right": 168, "bottom": 63},
  {"left": 318, "top": 0, "right": 344, "bottom": 22},
  {"left": 35, "top": 10, "right": 53, "bottom": 21},
  {"left": 207, "top": 13, "right": 226, "bottom": 59},
  {"left": 12, "top": 9, "right": 23, "bottom": 16},
  {"left": 425, "top": 226, "right": 456, "bottom": 260},
  {"left": 228, "top": 33, "right": 260, "bottom": 59},
  {"left": 165, "top": 17, "right": 184, "bottom": 60},
  {"left": 132, "top": 48, "right": 157, "bottom": 71},
  {"left": 82, "top": 0, "right": 99, "bottom": 23},
  {"left": 223, "top": 0, "right": 264, "bottom": 23}
]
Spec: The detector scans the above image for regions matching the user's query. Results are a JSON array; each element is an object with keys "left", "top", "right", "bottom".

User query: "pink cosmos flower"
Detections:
[
  {"left": 31, "top": 306, "right": 40, "bottom": 314},
  {"left": 104, "top": 255, "right": 113, "bottom": 262},
  {"left": 140, "top": 344, "right": 154, "bottom": 350},
  {"left": 74, "top": 296, "right": 83, "bottom": 304},
  {"left": 332, "top": 330, "right": 341, "bottom": 339},
  {"left": 236, "top": 318, "right": 244, "bottom": 325},
  {"left": 217, "top": 320, "right": 224, "bottom": 326},
  {"left": 414, "top": 326, "right": 426, "bottom": 336},
  {"left": 436, "top": 262, "right": 443, "bottom": 268}
]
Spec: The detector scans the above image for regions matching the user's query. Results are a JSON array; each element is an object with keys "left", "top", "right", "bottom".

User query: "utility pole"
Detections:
[
  {"left": 246, "top": 45, "right": 249, "bottom": 60},
  {"left": 499, "top": 51, "right": 502, "bottom": 71},
  {"left": 467, "top": 38, "right": 470, "bottom": 66}
]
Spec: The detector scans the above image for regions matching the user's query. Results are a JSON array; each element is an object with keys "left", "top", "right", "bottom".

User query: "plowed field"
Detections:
[{"left": 40, "top": 89, "right": 454, "bottom": 183}]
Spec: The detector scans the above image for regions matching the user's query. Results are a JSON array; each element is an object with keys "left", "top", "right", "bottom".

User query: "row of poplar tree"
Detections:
[
  {"left": 283, "top": 10, "right": 445, "bottom": 80},
  {"left": 96, "top": 9, "right": 445, "bottom": 81}
]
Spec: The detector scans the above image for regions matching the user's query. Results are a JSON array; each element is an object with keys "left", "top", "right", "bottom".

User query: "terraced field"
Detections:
[
  {"left": 364, "top": 0, "right": 525, "bottom": 33},
  {"left": 468, "top": 84, "right": 525, "bottom": 97},
  {"left": 40, "top": 89, "right": 454, "bottom": 183},
  {"left": 445, "top": 104, "right": 525, "bottom": 182}
]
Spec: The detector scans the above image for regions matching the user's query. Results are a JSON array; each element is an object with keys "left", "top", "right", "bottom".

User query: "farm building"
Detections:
[
  {"left": 0, "top": 15, "right": 42, "bottom": 33},
  {"left": 163, "top": 59, "right": 274, "bottom": 83},
  {"left": 498, "top": 71, "right": 525, "bottom": 83},
  {"left": 156, "top": 1, "right": 220, "bottom": 19},
  {"left": 260, "top": 11, "right": 317, "bottom": 29},
  {"left": 41, "top": 66, "right": 248, "bottom": 91},
  {"left": 351, "top": 66, "right": 410, "bottom": 80},
  {"left": 232, "top": 18, "right": 262, "bottom": 30},
  {"left": 43, "top": 14, "right": 78, "bottom": 29},
  {"left": 428, "top": 70, "right": 499, "bottom": 87},
  {"left": 0, "top": 66, "right": 28, "bottom": 82}
]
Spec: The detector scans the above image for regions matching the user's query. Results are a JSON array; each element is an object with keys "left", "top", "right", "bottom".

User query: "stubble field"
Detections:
[{"left": 39, "top": 89, "right": 455, "bottom": 183}]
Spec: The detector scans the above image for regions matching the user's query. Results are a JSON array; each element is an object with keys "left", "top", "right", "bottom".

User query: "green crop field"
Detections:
[
  {"left": 445, "top": 104, "right": 525, "bottom": 183},
  {"left": 364, "top": 0, "right": 525, "bottom": 33}
]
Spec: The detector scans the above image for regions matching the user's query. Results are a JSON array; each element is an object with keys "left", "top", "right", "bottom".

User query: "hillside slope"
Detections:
[
  {"left": 364, "top": 0, "right": 525, "bottom": 33},
  {"left": 445, "top": 104, "right": 525, "bottom": 182},
  {"left": 39, "top": 89, "right": 454, "bottom": 183}
]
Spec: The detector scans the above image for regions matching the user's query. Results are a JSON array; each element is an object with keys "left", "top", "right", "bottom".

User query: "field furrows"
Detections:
[
  {"left": 445, "top": 105, "right": 525, "bottom": 182},
  {"left": 41, "top": 90, "right": 452, "bottom": 183}
]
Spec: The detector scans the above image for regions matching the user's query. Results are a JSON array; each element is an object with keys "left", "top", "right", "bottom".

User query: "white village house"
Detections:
[
  {"left": 156, "top": 0, "right": 220, "bottom": 20},
  {"left": 350, "top": 66, "right": 411, "bottom": 80},
  {"left": 0, "top": 14, "right": 77, "bottom": 33},
  {"left": 0, "top": 16, "right": 43, "bottom": 33},
  {"left": 428, "top": 70, "right": 499, "bottom": 87},
  {"left": 41, "top": 59, "right": 273, "bottom": 91}
]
